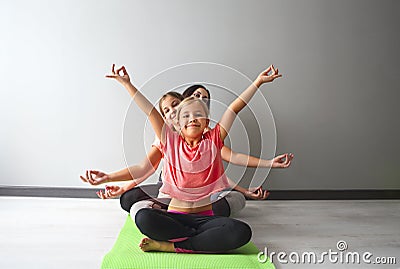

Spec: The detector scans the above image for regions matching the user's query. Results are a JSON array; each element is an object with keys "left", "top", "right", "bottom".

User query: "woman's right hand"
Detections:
[
  {"left": 80, "top": 170, "right": 110, "bottom": 185},
  {"left": 105, "top": 64, "right": 131, "bottom": 86}
]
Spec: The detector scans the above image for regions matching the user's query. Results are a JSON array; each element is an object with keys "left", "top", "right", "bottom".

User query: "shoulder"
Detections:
[
  {"left": 163, "top": 125, "right": 183, "bottom": 149},
  {"left": 204, "top": 124, "right": 222, "bottom": 147},
  {"left": 204, "top": 124, "right": 220, "bottom": 137}
]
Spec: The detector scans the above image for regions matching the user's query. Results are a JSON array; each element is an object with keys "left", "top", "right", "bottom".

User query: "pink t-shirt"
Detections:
[{"left": 159, "top": 124, "right": 230, "bottom": 201}]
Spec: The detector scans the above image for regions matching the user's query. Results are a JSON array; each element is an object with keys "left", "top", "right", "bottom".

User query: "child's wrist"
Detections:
[
  {"left": 268, "top": 159, "right": 274, "bottom": 168},
  {"left": 254, "top": 78, "right": 263, "bottom": 88}
]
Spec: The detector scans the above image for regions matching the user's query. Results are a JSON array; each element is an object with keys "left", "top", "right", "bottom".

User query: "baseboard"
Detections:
[
  {"left": 0, "top": 186, "right": 399, "bottom": 200},
  {"left": 266, "top": 190, "right": 400, "bottom": 200},
  {"left": 0, "top": 186, "right": 101, "bottom": 199}
]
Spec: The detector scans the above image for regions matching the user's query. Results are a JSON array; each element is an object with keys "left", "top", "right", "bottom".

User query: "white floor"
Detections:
[{"left": 0, "top": 197, "right": 399, "bottom": 269}]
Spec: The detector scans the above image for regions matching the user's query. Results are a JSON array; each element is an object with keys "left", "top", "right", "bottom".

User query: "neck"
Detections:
[{"left": 182, "top": 134, "right": 202, "bottom": 147}]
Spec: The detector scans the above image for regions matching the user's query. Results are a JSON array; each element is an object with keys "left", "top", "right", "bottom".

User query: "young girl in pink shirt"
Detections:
[{"left": 104, "top": 64, "right": 281, "bottom": 253}]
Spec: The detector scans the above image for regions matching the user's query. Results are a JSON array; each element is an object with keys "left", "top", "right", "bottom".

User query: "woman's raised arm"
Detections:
[{"left": 106, "top": 64, "right": 165, "bottom": 142}]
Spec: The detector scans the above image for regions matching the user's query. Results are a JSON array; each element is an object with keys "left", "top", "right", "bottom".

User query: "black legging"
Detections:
[
  {"left": 120, "top": 183, "right": 231, "bottom": 217},
  {"left": 135, "top": 208, "right": 252, "bottom": 253}
]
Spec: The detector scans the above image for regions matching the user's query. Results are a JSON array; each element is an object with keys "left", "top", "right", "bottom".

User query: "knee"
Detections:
[
  {"left": 239, "top": 221, "right": 252, "bottom": 244},
  {"left": 231, "top": 191, "right": 246, "bottom": 209},
  {"left": 227, "top": 220, "right": 252, "bottom": 248},
  {"left": 134, "top": 208, "right": 153, "bottom": 231},
  {"left": 225, "top": 191, "right": 246, "bottom": 215},
  {"left": 120, "top": 188, "right": 142, "bottom": 212},
  {"left": 119, "top": 191, "right": 131, "bottom": 212}
]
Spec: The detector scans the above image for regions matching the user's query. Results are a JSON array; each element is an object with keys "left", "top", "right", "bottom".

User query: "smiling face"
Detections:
[
  {"left": 177, "top": 99, "right": 209, "bottom": 139},
  {"left": 160, "top": 95, "right": 182, "bottom": 129}
]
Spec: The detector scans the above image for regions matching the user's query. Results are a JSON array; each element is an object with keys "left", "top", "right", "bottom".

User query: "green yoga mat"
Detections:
[{"left": 101, "top": 215, "right": 275, "bottom": 269}]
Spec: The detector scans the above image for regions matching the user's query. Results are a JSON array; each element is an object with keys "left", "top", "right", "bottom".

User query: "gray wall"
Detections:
[{"left": 1, "top": 0, "right": 399, "bottom": 189}]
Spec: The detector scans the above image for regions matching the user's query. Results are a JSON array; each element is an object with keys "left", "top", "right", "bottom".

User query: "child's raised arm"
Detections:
[
  {"left": 106, "top": 64, "right": 165, "bottom": 142},
  {"left": 218, "top": 64, "right": 281, "bottom": 140}
]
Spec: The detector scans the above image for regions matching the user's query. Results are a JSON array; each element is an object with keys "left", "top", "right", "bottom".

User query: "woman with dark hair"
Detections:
[{"left": 182, "top": 84, "right": 211, "bottom": 108}]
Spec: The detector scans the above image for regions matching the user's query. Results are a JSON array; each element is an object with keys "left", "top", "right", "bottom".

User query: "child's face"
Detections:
[
  {"left": 161, "top": 95, "right": 181, "bottom": 126},
  {"left": 191, "top": 87, "right": 209, "bottom": 103},
  {"left": 178, "top": 101, "right": 209, "bottom": 138}
]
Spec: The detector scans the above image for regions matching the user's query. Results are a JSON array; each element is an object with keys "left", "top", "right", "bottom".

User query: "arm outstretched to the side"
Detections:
[
  {"left": 221, "top": 147, "right": 294, "bottom": 168},
  {"left": 80, "top": 146, "right": 162, "bottom": 185}
]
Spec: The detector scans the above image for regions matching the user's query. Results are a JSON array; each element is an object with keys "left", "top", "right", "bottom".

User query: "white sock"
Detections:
[{"left": 129, "top": 200, "right": 154, "bottom": 222}]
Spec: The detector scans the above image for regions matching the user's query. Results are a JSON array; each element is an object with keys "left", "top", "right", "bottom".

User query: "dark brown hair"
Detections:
[{"left": 182, "top": 85, "right": 211, "bottom": 109}]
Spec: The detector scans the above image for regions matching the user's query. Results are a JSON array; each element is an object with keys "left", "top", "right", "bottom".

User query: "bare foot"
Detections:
[{"left": 139, "top": 237, "right": 175, "bottom": 252}]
